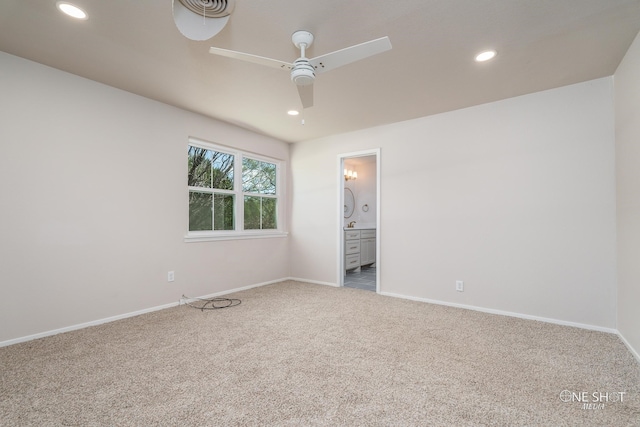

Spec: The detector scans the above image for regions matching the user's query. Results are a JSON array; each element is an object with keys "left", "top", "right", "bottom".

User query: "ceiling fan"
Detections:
[{"left": 209, "top": 31, "right": 392, "bottom": 109}]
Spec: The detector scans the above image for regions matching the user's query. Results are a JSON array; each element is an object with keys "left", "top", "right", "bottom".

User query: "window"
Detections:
[{"left": 186, "top": 139, "right": 284, "bottom": 241}]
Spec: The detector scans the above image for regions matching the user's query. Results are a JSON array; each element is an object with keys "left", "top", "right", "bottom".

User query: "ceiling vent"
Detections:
[
  {"left": 173, "top": 0, "right": 234, "bottom": 41},
  {"left": 177, "top": 0, "right": 234, "bottom": 18}
]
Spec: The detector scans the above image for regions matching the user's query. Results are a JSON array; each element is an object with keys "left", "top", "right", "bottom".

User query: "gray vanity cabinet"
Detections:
[
  {"left": 345, "top": 230, "right": 361, "bottom": 270},
  {"left": 360, "top": 229, "right": 376, "bottom": 266},
  {"left": 344, "top": 229, "right": 376, "bottom": 271}
]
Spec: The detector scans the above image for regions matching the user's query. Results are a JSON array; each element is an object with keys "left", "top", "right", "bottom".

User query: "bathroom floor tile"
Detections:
[{"left": 344, "top": 267, "right": 376, "bottom": 292}]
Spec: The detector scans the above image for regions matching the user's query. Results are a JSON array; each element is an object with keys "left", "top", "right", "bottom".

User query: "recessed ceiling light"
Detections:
[
  {"left": 475, "top": 50, "right": 497, "bottom": 62},
  {"left": 57, "top": 2, "right": 88, "bottom": 20},
  {"left": 287, "top": 110, "right": 299, "bottom": 116}
]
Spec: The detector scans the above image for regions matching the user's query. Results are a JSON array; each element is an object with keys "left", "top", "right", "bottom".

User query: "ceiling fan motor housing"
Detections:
[{"left": 291, "top": 60, "right": 315, "bottom": 86}]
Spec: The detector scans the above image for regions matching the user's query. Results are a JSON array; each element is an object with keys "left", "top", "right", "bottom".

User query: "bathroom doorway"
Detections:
[{"left": 338, "top": 149, "right": 380, "bottom": 292}]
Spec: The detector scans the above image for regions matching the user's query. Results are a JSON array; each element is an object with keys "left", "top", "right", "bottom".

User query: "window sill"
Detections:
[{"left": 184, "top": 231, "right": 288, "bottom": 243}]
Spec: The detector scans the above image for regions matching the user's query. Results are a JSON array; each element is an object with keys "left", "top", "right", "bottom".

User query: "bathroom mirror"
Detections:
[{"left": 344, "top": 188, "right": 355, "bottom": 218}]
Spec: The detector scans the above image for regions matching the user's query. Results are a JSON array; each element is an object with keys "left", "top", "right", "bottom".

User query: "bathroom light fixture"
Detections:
[
  {"left": 56, "top": 2, "right": 88, "bottom": 20},
  {"left": 344, "top": 169, "right": 357, "bottom": 181},
  {"left": 475, "top": 50, "right": 497, "bottom": 62}
]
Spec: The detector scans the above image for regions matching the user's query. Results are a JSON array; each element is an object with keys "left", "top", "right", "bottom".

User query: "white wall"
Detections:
[
  {"left": 0, "top": 52, "right": 290, "bottom": 343},
  {"left": 0, "top": 48, "right": 625, "bottom": 344},
  {"left": 291, "top": 78, "right": 617, "bottom": 329},
  {"left": 614, "top": 32, "right": 640, "bottom": 360}
]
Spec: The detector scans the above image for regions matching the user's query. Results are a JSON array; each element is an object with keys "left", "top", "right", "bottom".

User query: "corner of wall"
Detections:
[{"left": 614, "top": 29, "right": 640, "bottom": 364}]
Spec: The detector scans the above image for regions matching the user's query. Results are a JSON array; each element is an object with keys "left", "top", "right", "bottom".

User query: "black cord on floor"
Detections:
[{"left": 181, "top": 294, "right": 241, "bottom": 311}]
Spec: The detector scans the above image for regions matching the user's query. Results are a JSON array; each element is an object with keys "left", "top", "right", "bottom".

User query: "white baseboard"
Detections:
[
  {"left": 287, "top": 279, "right": 619, "bottom": 335},
  {"left": 287, "top": 277, "right": 339, "bottom": 287},
  {"left": 0, "top": 277, "right": 289, "bottom": 348},
  {"left": 181, "top": 277, "right": 287, "bottom": 303},
  {"left": 0, "top": 301, "right": 178, "bottom": 348},
  {"left": 379, "top": 291, "right": 619, "bottom": 334}
]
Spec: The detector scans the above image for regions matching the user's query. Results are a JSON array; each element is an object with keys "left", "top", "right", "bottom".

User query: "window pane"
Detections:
[
  {"left": 244, "top": 196, "right": 277, "bottom": 230},
  {"left": 212, "top": 152, "right": 234, "bottom": 190},
  {"left": 188, "top": 146, "right": 234, "bottom": 190},
  {"left": 189, "top": 191, "right": 212, "bottom": 231},
  {"left": 213, "top": 194, "right": 235, "bottom": 230},
  {"left": 261, "top": 197, "right": 277, "bottom": 229},
  {"left": 244, "top": 196, "right": 260, "bottom": 230},
  {"left": 242, "top": 158, "right": 276, "bottom": 195},
  {"left": 188, "top": 146, "right": 213, "bottom": 188}
]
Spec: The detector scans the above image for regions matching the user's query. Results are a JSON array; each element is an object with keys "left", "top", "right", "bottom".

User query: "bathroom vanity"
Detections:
[{"left": 344, "top": 228, "right": 376, "bottom": 271}]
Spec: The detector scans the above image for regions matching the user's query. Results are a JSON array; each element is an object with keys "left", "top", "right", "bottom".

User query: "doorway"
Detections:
[{"left": 338, "top": 149, "right": 380, "bottom": 292}]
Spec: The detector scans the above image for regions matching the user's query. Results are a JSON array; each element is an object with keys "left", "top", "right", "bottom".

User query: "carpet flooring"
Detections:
[{"left": 1, "top": 281, "right": 639, "bottom": 426}]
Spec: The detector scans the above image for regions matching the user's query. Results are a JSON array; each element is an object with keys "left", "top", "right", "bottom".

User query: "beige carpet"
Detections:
[{"left": 1, "top": 281, "right": 638, "bottom": 426}]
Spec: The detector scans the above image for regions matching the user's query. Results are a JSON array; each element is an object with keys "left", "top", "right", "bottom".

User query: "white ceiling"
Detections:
[{"left": 1, "top": 0, "right": 640, "bottom": 143}]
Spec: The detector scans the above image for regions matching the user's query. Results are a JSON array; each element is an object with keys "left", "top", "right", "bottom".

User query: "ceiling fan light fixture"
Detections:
[
  {"left": 290, "top": 63, "right": 315, "bottom": 86},
  {"left": 475, "top": 50, "right": 497, "bottom": 62},
  {"left": 56, "top": 2, "right": 88, "bottom": 20}
]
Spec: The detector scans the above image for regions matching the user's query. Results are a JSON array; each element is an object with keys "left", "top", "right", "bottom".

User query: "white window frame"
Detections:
[{"left": 185, "top": 137, "right": 287, "bottom": 242}]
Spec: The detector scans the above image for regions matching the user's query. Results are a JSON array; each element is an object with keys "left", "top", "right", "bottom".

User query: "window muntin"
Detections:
[{"left": 187, "top": 140, "right": 282, "bottom": 237}]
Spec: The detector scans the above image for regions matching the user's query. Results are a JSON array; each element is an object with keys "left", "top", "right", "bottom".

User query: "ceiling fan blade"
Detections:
[
  {"left": 310, "top": 36, "right": 392, "bottom": 74},
  {"left": 297, "top": 84, "right": 314, "bottom": 109},
  {"left": 209, "top": 47, "right": 293, "bottom": 71}
]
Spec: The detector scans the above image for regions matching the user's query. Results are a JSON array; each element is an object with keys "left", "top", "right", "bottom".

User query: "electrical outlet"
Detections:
[
  {"left": 456, "top": 280, "right": 464, "bottom": 292},
  {"left": 168, "top": 271, "right": 175, "bottom": 282}
]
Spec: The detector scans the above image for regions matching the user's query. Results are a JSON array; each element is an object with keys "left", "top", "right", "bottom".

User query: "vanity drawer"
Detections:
[
  {"left": 345, "top": 230, "right": 360, "bottom": 240},
  {"left": 345, "top": 254, "right": 360, "bottom": 269},
  {"left": 345, "top": 240, "right": 361, "bottom": 255},
  {"left": 360, "top": 229, "right": 376, "bottom": 239}
]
